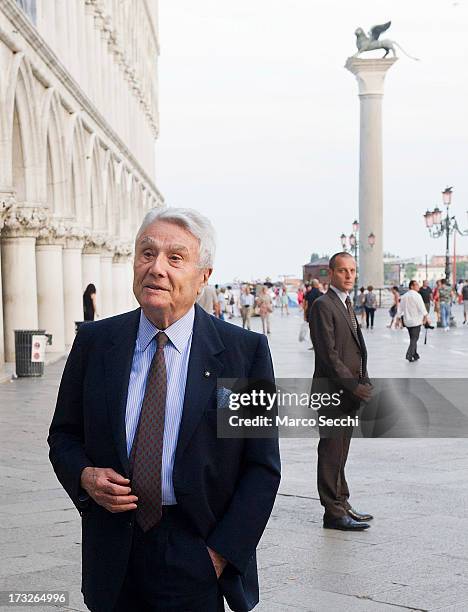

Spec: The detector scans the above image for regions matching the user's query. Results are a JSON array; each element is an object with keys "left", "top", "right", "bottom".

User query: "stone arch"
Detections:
[
  {"left": 104, "top": 153, "right": 118, "bottom": 236},
  {"left": 87, "top": 135, "right": 106, "bottom": 232},
  {"left": 66, "top": 115, "right": 88, "bottom": 224},
  {"left": 41, "top": 89, "right": 67, "bottom": 216},
  {"left": 4, "top": 53, "right": 41, "bottom": 202}
]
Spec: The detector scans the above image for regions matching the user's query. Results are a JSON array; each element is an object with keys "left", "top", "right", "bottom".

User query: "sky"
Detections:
[{"left": 157, "top": 0, "right": 468, "bottom": 283}]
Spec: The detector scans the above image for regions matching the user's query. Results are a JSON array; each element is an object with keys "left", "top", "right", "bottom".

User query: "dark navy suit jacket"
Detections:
[{"left": 48, "top": 304, "right": 281, "bottom": 611}]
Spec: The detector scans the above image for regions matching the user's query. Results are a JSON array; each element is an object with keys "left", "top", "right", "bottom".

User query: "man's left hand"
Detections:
[{"left": 207, "top": 546, "right": 227, "bottom": 578}]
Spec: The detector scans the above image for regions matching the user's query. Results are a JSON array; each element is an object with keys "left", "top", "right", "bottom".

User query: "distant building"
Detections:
[
  {"left": 303, "top": 257, "right": 330, "bottom": 284},
  {"left": 0, "top": 0, "right": 163, "bottom": 367}
]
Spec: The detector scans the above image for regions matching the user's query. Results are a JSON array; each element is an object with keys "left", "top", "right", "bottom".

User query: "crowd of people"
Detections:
[{"left": 196, "top": 282, "right": 291, "bottom": 335}]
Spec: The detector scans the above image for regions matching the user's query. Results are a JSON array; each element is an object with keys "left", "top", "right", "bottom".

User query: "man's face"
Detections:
[
  {"left": 329, "top": 256, "right": 356, "bottom": 293},
  {"left": 423, "top": 281, "right": 428, "bottom": 288},
  {"left": 133, "top": 220, "right": 211, "bottom": 327},
  {"left": 412, "top": 282, "right": 420, "bottom": 292}
]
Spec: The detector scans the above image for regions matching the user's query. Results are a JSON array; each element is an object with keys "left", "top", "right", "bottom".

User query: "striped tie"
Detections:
[
  {"left": 345, "top": 296, "right": 363, "bottom": 378},
  {"left": 130, "top": 331, "right": 168, "bottom": 532}
]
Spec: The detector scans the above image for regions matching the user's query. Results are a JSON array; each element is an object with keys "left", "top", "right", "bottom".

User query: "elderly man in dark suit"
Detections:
[
  {"left": 48, "top": 208, "right": 280, "bottom": 612},
  {"left": 310, "top": 252, "right": 373, "bottom": 531}
]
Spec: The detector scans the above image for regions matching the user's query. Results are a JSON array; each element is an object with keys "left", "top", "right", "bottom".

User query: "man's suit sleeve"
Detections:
[
  {"left": 310, "top": 300, "right": 359, "bottom": 392},
  {"left": 48, "top": 330, "right": 94, "bottom": 512},
  {"left": 206, "top": 334, "right": 281, "bottom": 575}
]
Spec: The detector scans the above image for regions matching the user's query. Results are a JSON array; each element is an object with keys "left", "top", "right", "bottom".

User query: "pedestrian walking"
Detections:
[
  {"left": 256, "top": 286, "right": 273, "bottom": 335},
  {"left": 433, "top": 280, "right": 441, "bottom": 324},
  {"left": 364, "top": 285, "right": 377, "bottom": 330},
  {"left": 217, "top": 286, "right": 227, "bottom": 320},
  {"left": 357, "top": 286, "right": 366, "bottom": 326},
  {"left": 280, "top": 286, "right": 289, "bottom": 316},
  {"left": 297, "top": 286, "right": 304, "bottom": 307},
  {"left": 225, "top": 285, "right": 235, "bottom": 319},
  {"left": 439, "top": 279, "right": 452, "bottom": 331},
  {"left": 397, "top": 280, "right": 428, "bottom": 362},
  {"left": 304, "top": 280, "right": 322, "bottom": 350},
  {"left": 387, "top": 286, "right": 400, "bottom": 329},
  {"left": 419, "top": 280, "right": 432, "bottom": 314},
  {"left": 239, "top": 284, "right": 254, "bottom": 330},
  {"left": 463, "top": 280, "right": 468, "bottom": 325},
  {"left": 196, "top": 284, "right": 218, "bottom": 315}
]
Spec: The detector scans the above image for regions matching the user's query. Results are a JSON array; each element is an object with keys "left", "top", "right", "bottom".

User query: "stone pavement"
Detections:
[{"left": 1, "top": 305, "right": 468, "bottom": 611}]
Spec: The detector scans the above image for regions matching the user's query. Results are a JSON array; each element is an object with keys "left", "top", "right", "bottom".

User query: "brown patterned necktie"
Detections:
[
  {"left": 345, "top": 296, "right": 358, "bottom": 335},
  {"left": 345, "top": 296, "right": 363, "bottom": 378},
  {"left": 130, "top": 331, "right": 169, "bottom": 532}
]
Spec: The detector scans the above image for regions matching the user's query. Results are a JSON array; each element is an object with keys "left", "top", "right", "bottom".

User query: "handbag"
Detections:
[{"left": 298, "top": 322, "right": 308, "bottom": 342}]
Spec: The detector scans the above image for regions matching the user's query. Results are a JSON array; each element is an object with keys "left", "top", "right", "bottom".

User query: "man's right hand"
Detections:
[
  {"left": 352, "top": 383, "right": 373, "bottom": 402},
  {"left": 80, "top": 467, "right": 138, "bottom": 513}
]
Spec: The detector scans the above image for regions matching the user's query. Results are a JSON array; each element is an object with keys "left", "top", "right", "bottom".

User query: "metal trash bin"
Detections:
[{"left": 14, "top": 329, "right": 46, "bottom": 377}]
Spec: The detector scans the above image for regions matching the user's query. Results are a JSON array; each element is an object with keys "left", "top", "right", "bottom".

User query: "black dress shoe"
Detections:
[
  {"left": 323, "top": 515, "right": 370, "bottom": 531},
  {"left": 347, "top": 507, "right": 374, "bottom": 522},
  {"left": 414, "top": 354, "right": 420, "bottom": 361}
]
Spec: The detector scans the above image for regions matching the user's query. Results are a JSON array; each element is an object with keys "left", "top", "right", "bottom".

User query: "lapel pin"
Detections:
[{"left": 204, "top": 370, "right": 211, "bottom": 378}]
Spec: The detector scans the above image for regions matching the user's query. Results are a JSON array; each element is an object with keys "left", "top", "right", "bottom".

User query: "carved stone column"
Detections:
[
  {"left": 63, "top": 228, "right": 85, "bottom": 345},
  {"left": 0, "top": 193, "right": 15, "bottom": 367},
  {"left": 100, "top": 241, "right": 114, "bottom": 318},
  {"left": 112, "top": 242, "right": 133, "bottom": 315},
  {"left": 345, "top": 57, "right": 398, "bottom": 288},
  {"left": 36, "top": 222, "right": 66, "bottom": 353},
  {"left": 82, "top": 234, "right": 104, "bottom": 317},
  {"left": 1, "top": 204, "right": 45, "bottom": 362}
]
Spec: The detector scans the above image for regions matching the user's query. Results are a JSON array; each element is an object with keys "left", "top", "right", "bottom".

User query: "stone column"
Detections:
[
  {"left": 345, "top": 57, "right": 397, "bottom": 288},
  {"left": 1, "top": 205, "right": 45, "bottom": 362},
  {"left": 100, "top": 243, "right": 114, "bottom": 318},
  {"left": 112, "top": 243, "right": 132, "bottom": 315},
  {"left": 63, "top": 229, "right": 85, "bottom": 345},
  {"left": 0, "top": 193, "right": 15, "bottom": 368},
  {"left": 36, "top": 223, "right": 66, "bottom": 353},
  {"left": 82, "top": 235, "right": 103, "bottom": 317}
]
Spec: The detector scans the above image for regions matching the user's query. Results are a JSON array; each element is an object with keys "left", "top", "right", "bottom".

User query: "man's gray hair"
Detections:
[{"left": 136, "top": 207, "right": 216, "bottom": 268}]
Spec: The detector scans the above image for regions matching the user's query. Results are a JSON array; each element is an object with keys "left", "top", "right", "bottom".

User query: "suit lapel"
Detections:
[
  {"left": 326, "top": 289, "right": 361, "bottom": 348},
  {"left": 105, "top": 308, "right": 141, "bottom": 477},
  {"left": 174, "top": 304, "right": 225, "bottom": 463}
]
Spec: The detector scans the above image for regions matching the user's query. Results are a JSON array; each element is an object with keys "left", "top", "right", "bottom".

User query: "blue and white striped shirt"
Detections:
[{"left": 125, "top": 306, "right": 194, "bottom": 505}]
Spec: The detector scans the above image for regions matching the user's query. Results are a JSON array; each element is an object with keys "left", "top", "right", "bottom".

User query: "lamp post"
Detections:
[
  {"left": 339, "top": 220, "right": 375, "bottom": 305},
  {"left": 423, "top": 187, "right": 468, "bottom": 286}
]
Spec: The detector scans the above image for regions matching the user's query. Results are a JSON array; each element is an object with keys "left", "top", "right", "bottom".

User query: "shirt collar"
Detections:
[
  {"left": 330, "top": 284, "right": 349, "bottom": 303},
  {"left": 137, "top": 306, "right": 195, "bottom": 354}
]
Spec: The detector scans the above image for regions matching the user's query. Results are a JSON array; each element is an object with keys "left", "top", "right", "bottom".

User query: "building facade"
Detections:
[{"left": 0, "top": 0, "right": 163, "bottom": 368}]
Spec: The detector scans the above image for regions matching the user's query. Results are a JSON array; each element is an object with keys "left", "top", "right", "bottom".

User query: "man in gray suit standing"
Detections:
[{"left": 310, "top": 252, "right": 374, "bottom": 531}]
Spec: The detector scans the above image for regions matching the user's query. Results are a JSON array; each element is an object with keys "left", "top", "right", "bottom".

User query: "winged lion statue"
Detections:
[{"left": 353, "top": 21, "right": 419, "bottom": 60}]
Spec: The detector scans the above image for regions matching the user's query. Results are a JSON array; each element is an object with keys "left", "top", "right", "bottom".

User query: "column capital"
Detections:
[
  {"left": 345, "top": 57, "right": 398, "bottom": 96},
  {"left": 2, "top": 203, "right": 47, "bottom": 238},
  {"left": 37, "top": 220, "right": 67, "bottom": 246},
  {"left": 83, "top": 233, "right": 107, "bottom": 255},
  {"left": 113, "top": 241, "right": 133, "bottom": 263},
  {"left": 0, "top": 192, "right": 15, "bottom": 230},
  {"left": 64, "top": 226, "right": 88, "bottom": 250}
]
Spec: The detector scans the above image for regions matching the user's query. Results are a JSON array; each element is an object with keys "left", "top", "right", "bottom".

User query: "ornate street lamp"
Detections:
[
  {"left": 339, "top": 222, "right": 376, "bottom": 306},
  {"left": 423, "top": 187, "right": 468, "bottom": 284}
]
